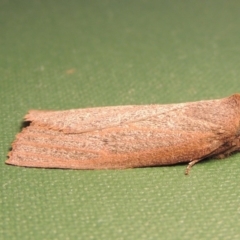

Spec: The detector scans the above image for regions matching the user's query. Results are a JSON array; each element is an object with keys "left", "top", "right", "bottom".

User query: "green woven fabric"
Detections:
[{"left": 1, "top": 0, "right": 240, "bottom": 239}]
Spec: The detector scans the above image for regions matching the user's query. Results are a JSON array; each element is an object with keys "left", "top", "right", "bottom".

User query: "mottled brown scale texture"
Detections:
[{"left": 6, "top": 94, "right": 240, "bottom": 174}]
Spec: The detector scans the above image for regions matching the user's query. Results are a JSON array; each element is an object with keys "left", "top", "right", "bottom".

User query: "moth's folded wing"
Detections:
[
  {"left": 6, "top": 119, "right": 225, "bottom": 169},
  {"left": 24, "top": 95, "right": 239, "bottom": 134},
  {"left": 24, "top": 104, "right": 185, "bottom": 133},
  {"left": 7, "top": 95, "right": 239, "bottom": 169}
]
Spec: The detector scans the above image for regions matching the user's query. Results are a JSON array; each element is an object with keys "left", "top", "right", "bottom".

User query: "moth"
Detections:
[{"left": 7, "top": 94, "right": 240, "bottom": 174}]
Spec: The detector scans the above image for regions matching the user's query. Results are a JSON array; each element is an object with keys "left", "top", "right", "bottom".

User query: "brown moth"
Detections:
[{"left": 6, "top": 94, "right": 240, "bottom": 174}]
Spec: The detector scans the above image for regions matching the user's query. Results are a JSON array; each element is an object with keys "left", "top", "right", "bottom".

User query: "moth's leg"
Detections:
[
  {"left": 214, "top": 139, "right": 240, "bottom": 159},
  {"left": 214, "top": 146, "right": 240, "bottom": 159},
  {"left": 185, "top": 159, "right": 201, "bottom": 175}
]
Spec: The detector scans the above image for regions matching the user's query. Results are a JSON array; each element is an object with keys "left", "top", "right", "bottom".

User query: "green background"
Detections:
[{"left": 1, "top": 0, "right": 240, "bottom": 239}]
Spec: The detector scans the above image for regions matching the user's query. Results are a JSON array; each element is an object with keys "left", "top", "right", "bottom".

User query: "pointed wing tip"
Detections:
[
  {"left": 5, "top": 157, "right": 14, "bottom": 166},
  {"left": 24, "top": 109, "right": 42, "bottom": 121}
]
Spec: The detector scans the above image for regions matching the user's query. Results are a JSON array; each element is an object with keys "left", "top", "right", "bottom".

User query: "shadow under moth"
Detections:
[{"left": 6, "top": 94, "right": 240, "bottom": 174}]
